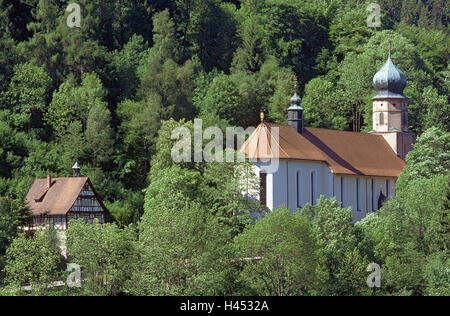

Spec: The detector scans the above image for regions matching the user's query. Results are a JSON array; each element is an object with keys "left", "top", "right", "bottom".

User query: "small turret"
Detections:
[
  {"left": 287, "top": 78, "right": 303, "bottom": 134},
  {"left": 72, "top": 161, "right": 81, "bottom": 177}
]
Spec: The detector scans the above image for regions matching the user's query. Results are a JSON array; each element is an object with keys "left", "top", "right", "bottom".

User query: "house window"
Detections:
[
  {"left": 356, "top": 178, "right": 360, "bottom": 211},
  {"left": 311, "top": 171, "right": 316, "bottom": 205},
  {"left": 297, "top": 171, "right": 302, "bottom": 208},
  {"left": 379, "top": 112, "right": 384, "bottom": 125},
  {"left": 260, "top": 172, "right": 267, "bottom": 206}
]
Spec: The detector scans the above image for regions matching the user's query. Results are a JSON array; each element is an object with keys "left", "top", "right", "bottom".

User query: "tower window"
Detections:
[{"left": 379, "top": 113, "right": 384, "bottom": 125}]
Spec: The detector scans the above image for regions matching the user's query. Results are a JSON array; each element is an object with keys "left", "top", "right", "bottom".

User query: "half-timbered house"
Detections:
[{"left": 24, "top": 162, "right": 109, "bottom": 231}]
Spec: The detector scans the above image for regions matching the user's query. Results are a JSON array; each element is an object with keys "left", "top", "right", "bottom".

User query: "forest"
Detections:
[{"left": 0, "top": 0, "right": 448, "bottom": 296}]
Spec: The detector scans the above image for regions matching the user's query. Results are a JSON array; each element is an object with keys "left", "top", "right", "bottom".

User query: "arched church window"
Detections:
[
  {"left": 371, "top": 179, "right": 375, "bottom": 211},
  {"left": 297, "top": 171, "right": 302, "bottom": 208},
  {"left": 259, "top": 172, "right": 267, "bottom": 207},
  {"left": 379, "top": 112, "right": 384, "bottom": 125},
  {"left": 356, "top": 178, "right": 360, "bottom": 212}
]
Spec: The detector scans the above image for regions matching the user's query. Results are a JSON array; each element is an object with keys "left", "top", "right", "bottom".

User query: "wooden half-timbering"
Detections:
[
  {"left": 27, "top": 215, "right": 68, "bottom": 231},
  {"left": 67, "top": 182, "right": 105, "bottom": 224}
]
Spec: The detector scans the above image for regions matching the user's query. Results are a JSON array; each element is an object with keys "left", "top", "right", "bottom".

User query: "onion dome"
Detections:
[
  {"left": 288, "top": 92, "right": 303, "bottom": 110},
  {"left": 373, "top": 43, "right": 407, "bottom": 100}
]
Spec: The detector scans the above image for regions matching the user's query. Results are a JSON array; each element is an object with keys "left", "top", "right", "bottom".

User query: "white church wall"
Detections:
[
  {"left": 334, "top": 175, "right": 397, "bottom": 223},
  {"left": 254, "top": 160, "right": 332, "bottom": 213},
  {"left": 250, "top": 159, "right": 397, "bottom": 223}
]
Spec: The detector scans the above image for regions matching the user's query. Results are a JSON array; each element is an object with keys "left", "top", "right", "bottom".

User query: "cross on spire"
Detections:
[{"left": 294, "top": 77, "right": 298, "bottom": 93}]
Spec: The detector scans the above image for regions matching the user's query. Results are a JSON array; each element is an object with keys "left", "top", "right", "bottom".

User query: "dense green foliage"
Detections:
[
  {"left": 66, "top": 220, "right": 136, "bottom": 296},
  {"left": 4, "top": 228, "right": 63, "bottom": 295},
  {"left": 0, "top": 0, "right": 448, "bottom": 296},
  {"left": 234, "top": 207, "right": 318, "bottom": 296}
]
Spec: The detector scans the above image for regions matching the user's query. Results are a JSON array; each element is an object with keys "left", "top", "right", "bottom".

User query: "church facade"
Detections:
[{"left": 240, "top": 47, "right": 413, "bottom": 222}]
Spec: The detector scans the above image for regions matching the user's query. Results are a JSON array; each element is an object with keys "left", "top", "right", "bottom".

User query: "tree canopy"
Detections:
[{"left": 0, "top": 0, "right": 448, "bottom": 296}]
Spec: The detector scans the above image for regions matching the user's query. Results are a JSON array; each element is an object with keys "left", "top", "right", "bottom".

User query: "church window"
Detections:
[
  {"left": 259, "top": 172, "right": 267, "bottom": 206},
  {"left": 371, "top": 179, "right": 375, "bottom": 211},
  {"left": 297, "top": 171, "right": 302, "bottom": 208},
  {"left": 386, "top": 179, "right": 389, "bottom": 197},
  {"left": 311, "top": 171, "right": 316, "bottom": 205},
  {"left": 356, "top": 178, "right": 360, "bottom": 211},
  {"left": 341, "top": 176, "right": 345, "bottom": 207},
  {"left": 379, "top": 113, "right": 384, "bottom": 125}
]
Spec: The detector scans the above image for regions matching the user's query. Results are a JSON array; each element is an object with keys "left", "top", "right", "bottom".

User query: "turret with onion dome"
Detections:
[
  {"left": 287, "top": 78, "right": 304, "bottom": 134},
  {"left": 371, "top": 41, "right": 413, "bottom": 161}
]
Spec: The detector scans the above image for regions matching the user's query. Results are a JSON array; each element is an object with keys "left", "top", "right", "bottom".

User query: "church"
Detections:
[{"left": 240, "top": 46, "right": 413, "bottom": 222}]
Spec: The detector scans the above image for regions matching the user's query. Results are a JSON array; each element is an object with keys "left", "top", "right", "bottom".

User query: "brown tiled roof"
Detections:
[
  {"left": 26, "top": 177, "right": 92, "bottom": 216},
  {"left": 239, "top": 123, "right": 405, "bottom": 177}
]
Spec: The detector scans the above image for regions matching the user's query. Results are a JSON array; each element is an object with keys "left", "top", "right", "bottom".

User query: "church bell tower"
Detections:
[{"left": 371, "top": 41, "right": 413, "bottom": 160}]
